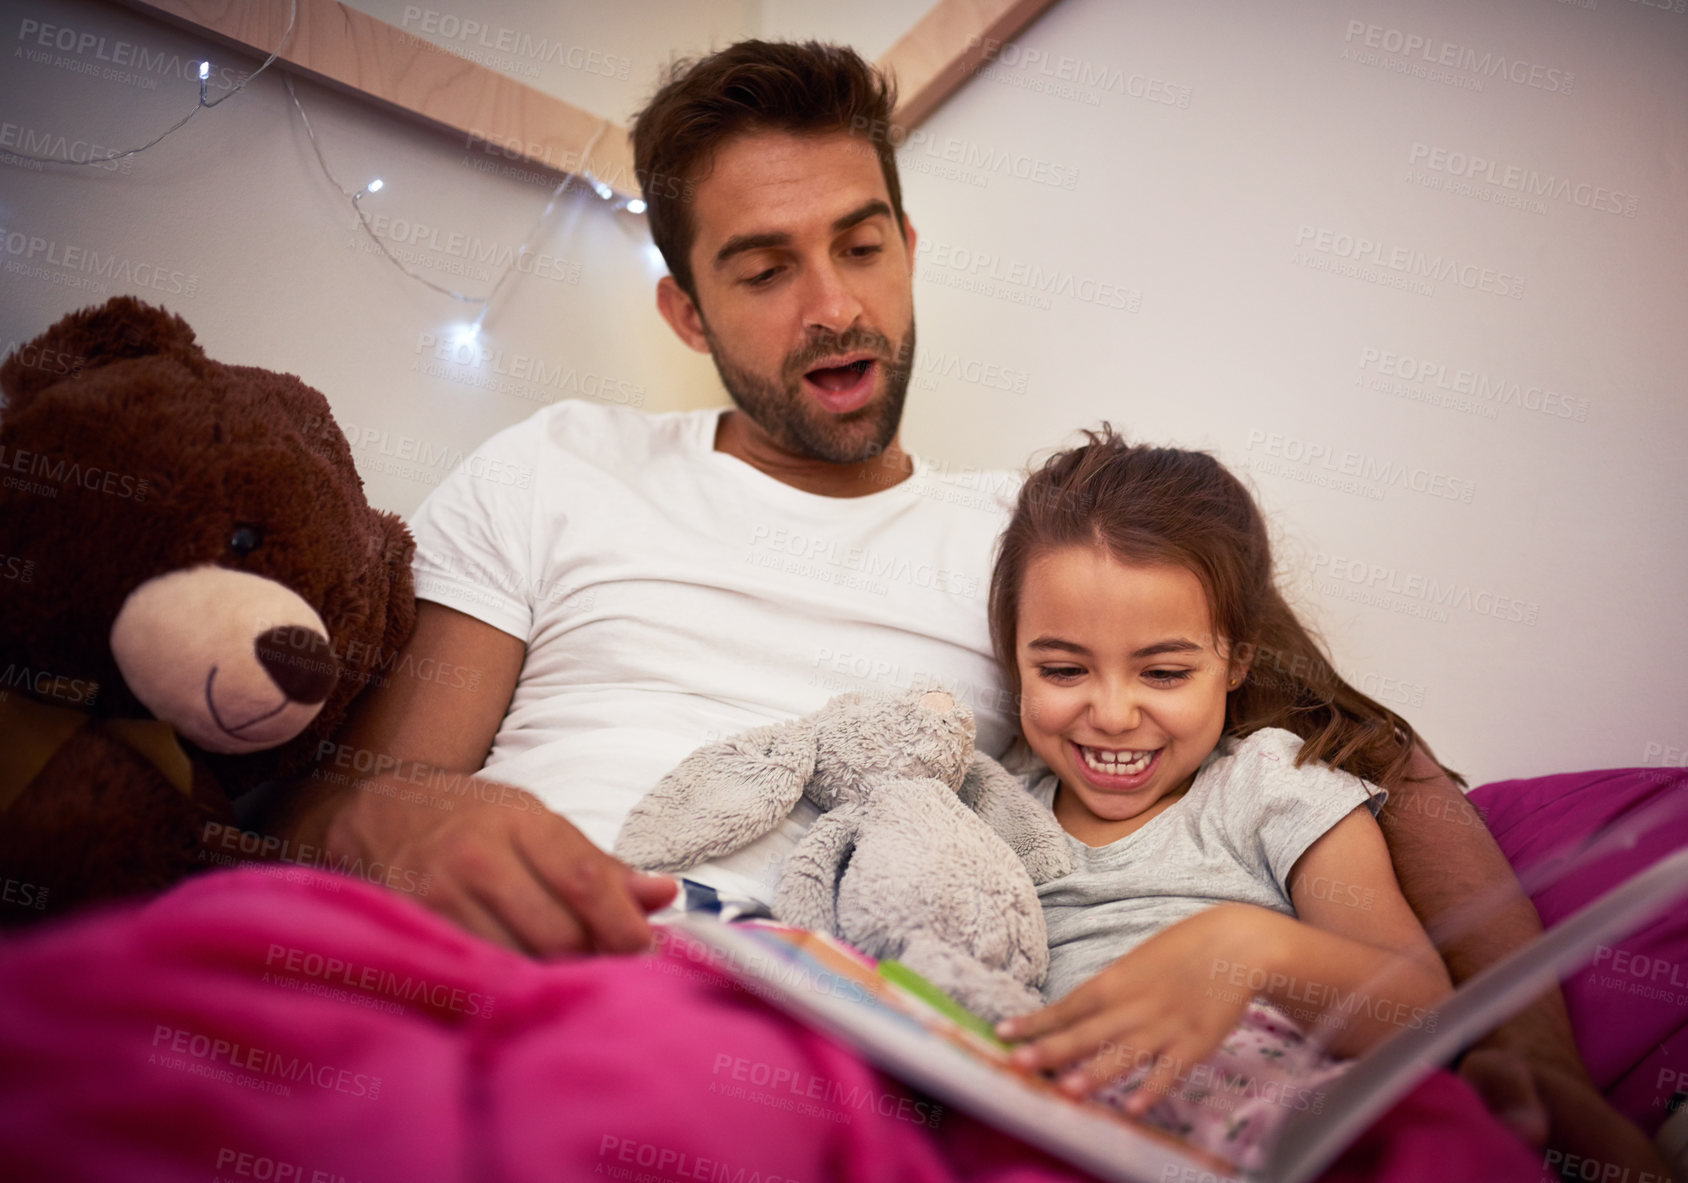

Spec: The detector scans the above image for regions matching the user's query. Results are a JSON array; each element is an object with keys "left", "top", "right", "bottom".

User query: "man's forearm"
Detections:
[
  {"left": 262, "top": 759, "right": 537, "bottom": 861},
  {"left": 1379, "top": 748, "right": 1588, "bottom": 1076},
  {"left": 1378, "top": 762, "right": 1541, "bottom": 981}
]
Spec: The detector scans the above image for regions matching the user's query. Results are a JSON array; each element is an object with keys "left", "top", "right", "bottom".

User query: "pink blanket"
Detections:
[{"left": 0, "top": 867, "right": 1537, "bottom": 1182}]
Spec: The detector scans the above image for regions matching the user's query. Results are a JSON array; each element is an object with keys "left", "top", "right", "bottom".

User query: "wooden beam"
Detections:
[
  {"left": 879, "top": 0, "right": 1064, "bottom": 128},
  {"left": 112, "top": 0, "right": 637, "bottom": 193},
  {"left": 107, "top": 0, "right": 1069, "bottom": 199}
]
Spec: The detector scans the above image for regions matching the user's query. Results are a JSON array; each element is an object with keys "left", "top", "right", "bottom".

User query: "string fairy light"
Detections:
[
  {"left": 285, "top": 74, "right": 619, "bottom": 337},
  {"left": 2, "top": 0, "right": 648, "bottom": 336},
  {"left": 0, "top": 0, "right": 298, "bottom": 168}
]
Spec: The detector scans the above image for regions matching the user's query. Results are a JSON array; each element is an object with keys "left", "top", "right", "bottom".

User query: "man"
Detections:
[
  {"left": 278, "top": 40, "right": 1012, "bottom": 950},
  {"left": 274, "top": 40, "right": 1664, "bottom": 1179}
]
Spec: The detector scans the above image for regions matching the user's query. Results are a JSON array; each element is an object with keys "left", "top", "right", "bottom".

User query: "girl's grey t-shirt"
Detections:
[{"left": 1034, "top": 727, "right": 1386, "bottom": 1001}]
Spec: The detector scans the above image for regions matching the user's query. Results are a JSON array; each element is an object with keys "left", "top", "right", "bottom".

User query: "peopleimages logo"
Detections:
[
  {"left": 1295, "top": 225, "right": 1524, "bottom": 299},
  {"left": 964, "top": 36, "right": 1194, "bottom": 109},
  {"left": 0, "top": 228, "right": 199, "bottom": 297},
  {"left": 0, "top": 551, "right": 35, "bottom": 583},
  {"left": 1244, "top": 429, "right": 1477, "bottom": 503},
  {"left": 916, "top": 238, "right": 1142, "bottom": 312},
  {"left": 150, "top": 1024, "right": 381, "bottom": 1100},
  {"left": 848, "top": 118, "right": 1082, "bottom": 192},
  {"left": 1408, "top": 143, "right": 1638, "bottom": 218},
  {"left": 16, "top": 18, "right": 247, "bottom": 89},
  {"left": 399, "top": 7, "right": 630, "bottom": 78},
  {"left": 1311, "top": 552, "right": 1541, "bottom": 626},
  {"left": 1341, "top": 21, "right": 1574, "bottom": 95},
  {"left": 0, "top": 662, "right": 99, "bottom": 707},
  {"left": 1358, "top": 347, "right": 1589, "bottom": 421},
  {"left": 914, "top": 349, "right": 1030, "bottom": 395},
  {"left": 263, "top": 943, "right": 494, "bottom": 1017},
  {"left": 746, "top": 523, "right": 982, "bottom": 599},
  {"left": 339, "top": 421, "right": 535, "bottom": 489},
  {"left": 0, "top": 442, "right": 150, "bottom": 502},
  {"left": 0, "top": 120, "right": 131, "bottom": 172},
  {"left": 411, "top": 333, "right": 646, "bottom": 408},
  {"left": 362, "top": 214, "right": 582, "bottom": 284}
]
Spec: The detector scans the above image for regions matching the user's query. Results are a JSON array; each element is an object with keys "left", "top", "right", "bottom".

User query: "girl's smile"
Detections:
[{"left": 1073, "top": 742, "right": 1160, "bottom": 787}]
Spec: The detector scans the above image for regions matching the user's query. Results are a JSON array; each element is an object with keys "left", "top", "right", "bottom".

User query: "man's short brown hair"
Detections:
[{"left": 630, "top": 40, "right": 905, "bottom": 302}]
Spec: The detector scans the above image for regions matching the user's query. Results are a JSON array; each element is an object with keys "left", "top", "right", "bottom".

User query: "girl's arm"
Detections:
[
  {"left": 999, "top": 806, "right": 1451, "bottom": 1108},
  {"left": 1272, "top": 804, "right": 1453, "bottom": 1055}
]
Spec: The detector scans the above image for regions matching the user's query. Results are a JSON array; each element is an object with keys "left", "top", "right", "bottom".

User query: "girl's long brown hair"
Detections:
[{"left": 989, "top": 427, "right": 1462, "bottom": 790}]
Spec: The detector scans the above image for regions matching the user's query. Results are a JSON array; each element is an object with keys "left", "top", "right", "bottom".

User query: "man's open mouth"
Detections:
[
  {"left": 803, "top": 358, "right": 877, "bottom": 414},
  {"left": 806, "top": 358, "right": 872, "bottom": 390}
]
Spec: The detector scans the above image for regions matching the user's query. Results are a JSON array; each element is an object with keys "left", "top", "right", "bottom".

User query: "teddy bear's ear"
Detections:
[
  {"left": 613, "top": 720, "right": 818, "bottom": 872},
  {"left": 1, "top": 296, "right": 201, "bottom": 410}
]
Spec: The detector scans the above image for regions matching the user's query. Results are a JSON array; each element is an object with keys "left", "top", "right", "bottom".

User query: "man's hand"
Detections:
[
  {"left": 1459, "top": 1043, "right": 1675, "bottom": 1182},
  {"left": 322, "top": 765, "right": 677, "bottom": 955},
  {"left": 268, "top": 601, "right": 676, "bottom": 957}
]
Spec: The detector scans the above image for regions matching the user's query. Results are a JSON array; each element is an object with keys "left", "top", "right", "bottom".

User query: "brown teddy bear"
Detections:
[{"left": 0, "top": 297, "right": 414, "bottom": 923}]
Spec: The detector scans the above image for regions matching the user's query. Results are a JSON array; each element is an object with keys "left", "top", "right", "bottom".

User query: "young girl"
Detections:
[{"left": 987, "top": 428, "right": 1457, "bottom": 1168}]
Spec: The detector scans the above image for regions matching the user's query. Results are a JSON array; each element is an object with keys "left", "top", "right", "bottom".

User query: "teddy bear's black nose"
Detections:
[{"left": 254, "top": 625, "right": 339, "bottom": 704}]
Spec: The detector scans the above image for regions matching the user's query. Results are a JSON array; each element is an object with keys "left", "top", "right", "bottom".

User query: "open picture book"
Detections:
[{"left": 663, "top": 839, "right": 1688, "bottom": 1183}]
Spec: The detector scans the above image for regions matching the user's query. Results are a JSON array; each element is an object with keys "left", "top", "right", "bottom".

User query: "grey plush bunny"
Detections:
[{"left": 614, "top": 689, "right": 1074, "bottom": 1020}]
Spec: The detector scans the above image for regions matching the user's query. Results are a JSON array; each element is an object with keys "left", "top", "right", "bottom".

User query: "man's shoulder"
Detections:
[
  {"left": 912, "top": 457, "right": 1024, "bottom": 497},
  {"left": 903, "top": 456, "right": 1022, "bottom": 524},
  {"left": 499, "top": 399, "right": 716, "bottom": 462}
]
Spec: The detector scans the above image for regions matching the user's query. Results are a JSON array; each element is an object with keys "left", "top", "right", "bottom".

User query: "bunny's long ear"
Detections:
[
  {"left": 613, "top": 720, "right": 817, "bottom": 872},
  {"left": 771, "top": 804, "right": 863, "bottom": 935},
  {"left": 958, "top": 753, "right": 1075, "bottom": 884}
]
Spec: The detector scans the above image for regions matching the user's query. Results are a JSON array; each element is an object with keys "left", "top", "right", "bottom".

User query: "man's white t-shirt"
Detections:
[{"left": 407, "top": 399, "right": 1019, "bottom": 902}]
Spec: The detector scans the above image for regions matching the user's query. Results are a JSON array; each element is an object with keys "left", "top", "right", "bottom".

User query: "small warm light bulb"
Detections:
[
  {"left": 625, "top": 197, "right": 646, "bottom": 215},
  {"left": 199, "top": 61, "right": 210, "bottom": 80},
  {"left": 450, "top": 322, "right": 480, "bottom": 350},
  {"left": 367, "top": 178, "right": 384, "bottom": 193}
]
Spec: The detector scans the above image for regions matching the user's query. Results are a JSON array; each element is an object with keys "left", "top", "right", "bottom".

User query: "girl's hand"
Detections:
[{"left": 996, "top": 903, "right": 1267, "bottom": 1114}]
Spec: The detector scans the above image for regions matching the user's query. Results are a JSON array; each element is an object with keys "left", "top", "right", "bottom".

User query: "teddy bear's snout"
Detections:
[
  {"left": 111, "top": 565, "right": 335, "bottom": 753},
  {"left": 255, "top": 625, "right": 338, "bottom": 705}
]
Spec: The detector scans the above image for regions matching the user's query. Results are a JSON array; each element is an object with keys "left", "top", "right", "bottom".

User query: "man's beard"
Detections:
[{"left": 703, "top": 320, "right": 916, "bottom": 465}]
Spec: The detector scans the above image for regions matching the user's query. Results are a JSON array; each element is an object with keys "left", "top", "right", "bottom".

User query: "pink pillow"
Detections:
[{"left": 1468, "top": 767, "right": 1688, "bottom": 1135}]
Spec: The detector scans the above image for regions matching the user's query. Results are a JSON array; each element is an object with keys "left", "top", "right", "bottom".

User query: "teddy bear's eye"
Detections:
[{"left": 229, "top": 524, "right": 264, "bottom": 556}]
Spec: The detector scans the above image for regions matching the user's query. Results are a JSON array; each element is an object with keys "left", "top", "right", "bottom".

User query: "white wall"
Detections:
[
  {"left": 883, "top": 0, "right": 1688, "bottom": 786},
  {"left": 2, "top": 0, "right": 1684, "bottom": 787}
]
